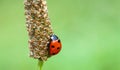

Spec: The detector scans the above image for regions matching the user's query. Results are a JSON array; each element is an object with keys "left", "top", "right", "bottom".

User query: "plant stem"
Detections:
[{"left": 38, "top": 59, "right": 44, "bottom": 70}]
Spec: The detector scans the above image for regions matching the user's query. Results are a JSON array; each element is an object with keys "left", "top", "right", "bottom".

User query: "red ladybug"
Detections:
[{"left": 48, "top": 34, "right": 62, "bottom": 56}]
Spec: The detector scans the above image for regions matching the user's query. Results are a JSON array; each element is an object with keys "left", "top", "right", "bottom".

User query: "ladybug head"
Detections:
[{"left": 50, "top": 34, "right": 59, "bottom": 41}]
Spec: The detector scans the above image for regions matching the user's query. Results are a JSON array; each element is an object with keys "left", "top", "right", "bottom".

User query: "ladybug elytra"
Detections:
[{"left": 48, "top": 34, "right": 62, "bottom": 56}]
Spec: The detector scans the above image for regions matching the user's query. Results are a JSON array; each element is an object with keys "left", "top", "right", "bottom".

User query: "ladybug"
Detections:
[{"left": 48, "top": 34, "right": 62, "bottom": 56}]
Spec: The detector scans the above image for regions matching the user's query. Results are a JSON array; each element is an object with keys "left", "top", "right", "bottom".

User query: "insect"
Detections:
[{"left": 48, "top": 34, "right": 62, "bottom": 56}]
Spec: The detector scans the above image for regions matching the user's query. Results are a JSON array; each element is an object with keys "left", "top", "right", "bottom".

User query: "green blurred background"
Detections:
[{"left": 0, "top": 0, "right": 120, "bottom": 70}]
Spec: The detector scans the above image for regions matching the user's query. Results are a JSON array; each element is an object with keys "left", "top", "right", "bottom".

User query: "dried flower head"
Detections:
[{"left": 24, "top": 0, "right": 53, "bottom": 61}]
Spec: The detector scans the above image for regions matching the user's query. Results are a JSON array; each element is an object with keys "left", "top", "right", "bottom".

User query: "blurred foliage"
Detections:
[{"left": 0, "top": 0, "right": 120, "bottom": 70}]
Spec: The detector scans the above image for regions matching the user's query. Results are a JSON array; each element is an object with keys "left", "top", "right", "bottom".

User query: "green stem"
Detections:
[{"left": 38, "top": 59, "right": 44, "bottom": 70}]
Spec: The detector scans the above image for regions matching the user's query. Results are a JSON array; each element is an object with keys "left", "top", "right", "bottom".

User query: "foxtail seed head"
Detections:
[{"left": 24, "top": 0, "right": 53, "bottom": 61}]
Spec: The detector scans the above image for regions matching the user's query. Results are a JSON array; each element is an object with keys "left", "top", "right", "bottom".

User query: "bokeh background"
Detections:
[{"left": 0, "top": 0, "right": 120, "bottom": 70}]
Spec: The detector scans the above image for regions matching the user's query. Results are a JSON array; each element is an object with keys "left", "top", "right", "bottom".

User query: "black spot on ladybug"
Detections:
[
  {"left": 52, "top": 53, "right": 56, "bottom": 55},
  {"left": 57, "top": 47, "right": 60, "bottom": 50},
  {"left": 58, "top": 40, "right": 60, "bottom": 43},
  {"left": 51, "top": 46, "right": 55, "bottom": 48}
]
